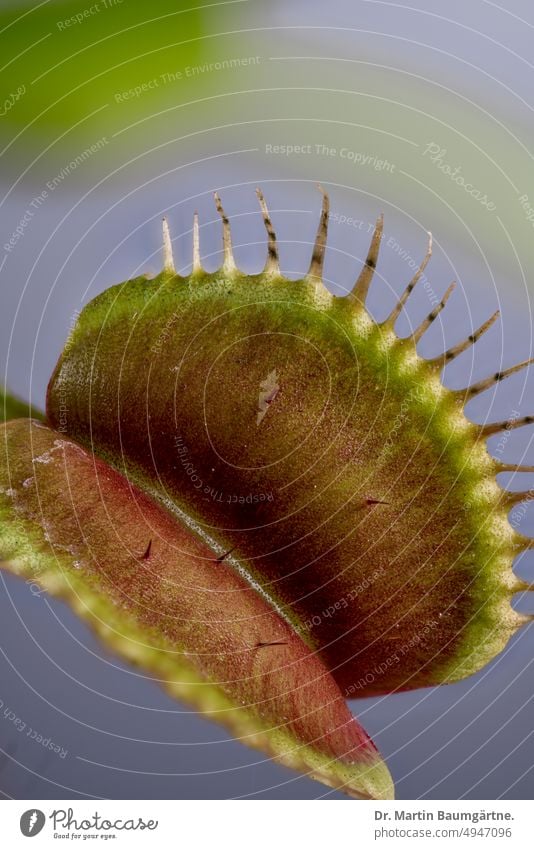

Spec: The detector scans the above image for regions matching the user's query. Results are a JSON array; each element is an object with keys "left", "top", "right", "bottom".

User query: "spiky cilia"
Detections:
[{"left": 1, "top": 188, "right": 533, "bottom": 800}]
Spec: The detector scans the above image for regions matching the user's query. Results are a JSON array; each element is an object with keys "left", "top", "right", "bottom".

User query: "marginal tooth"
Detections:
[
  {"left": 256, "top": 188, "right": 280, "bottom": 275},
  {"left": 481, "top": 415, "right": 534, "bottom": 437},
  {"left": 192, "top": 212, "right": 202, "bottom": 274},
  {"left": 383, "top": 232, "right": 432, "bottom": 326},
  {"left": 510, "top": 571, "right": 534, "bottom": 592},
  {"left": 461, "top": 357, "right": 534, "bottom": 398},
  {"left": 496, "top": 463, "right": 534, "bottom": 474},
  {"left": 348, "top": 214, "right": 383, "bottom": 305},
  {"left": 411, "top": 281, "right": 455, "bottom": 344},
  {"left": 503, "top": 489, "right": 534, "bottom": 507},
  {"left": 432, "top": 310, "right": 500, "bottom": 366},
  {"left": 513, "top": 532, "right": 534, "bottom": 548},
  {"left": 214, "top": 192, "right": 237, "bottom": 274},
  {"left": 162, "top": 217, "right": 175, "bottom": 274},
  {"left": 515, "top": 612, "right": 534, "bottom": 624},
  {"left": 306, "top": 185, "right": 329, "bottom": 282}
]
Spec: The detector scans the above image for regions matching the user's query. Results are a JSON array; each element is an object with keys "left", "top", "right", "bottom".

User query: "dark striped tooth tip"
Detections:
[
  {"left": 349, "top": 214, "right": 384, "bottom": 306},
  {"left": 384, "top": 231, "right": 432, "bottom": 327},
  {"left": 434, "top": 310, "right": 500, "bottom": 366},
  {"left": 306, "top": 185, "right": 329, "bottom": 281},
  {"left": 411, "top": 281, "right": 455, "bottom": 344},
  {"left": 481, "top": 415, "right": 534, "bottom": 437},
  {"left": 462, "top": 357, "right": 534, "bottom": 398},
  {"left": 162, "top": 217, "right": 175, "bottom": 274},
  {"left": 214, "top": 192, "right": 236, "bottom": 273},
  {"left": 256, "top": 188, "right": 280, "bottom": 274}
]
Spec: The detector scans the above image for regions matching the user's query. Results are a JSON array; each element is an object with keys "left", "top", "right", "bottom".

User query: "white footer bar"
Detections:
[{"left": 1, "top": 799, "right": 529, "bottom": 847}]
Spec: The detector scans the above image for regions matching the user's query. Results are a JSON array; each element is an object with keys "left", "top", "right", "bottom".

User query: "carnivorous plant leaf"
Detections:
[
  {"left": 47, "top": 190, "right": 531, "bottom": 699},
  {"left": 3, "top": 187, "right": 532, "bottom": 800},
  {"left": 0, "top": 418, "right": 393, "bottom": 800}
]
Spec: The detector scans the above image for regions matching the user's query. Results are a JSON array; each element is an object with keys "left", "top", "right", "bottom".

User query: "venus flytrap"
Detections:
[{"left": 1, "top": 188, "right": 533, "bottom": 800}]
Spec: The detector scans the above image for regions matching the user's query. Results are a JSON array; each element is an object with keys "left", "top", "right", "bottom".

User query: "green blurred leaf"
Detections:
[
  {"left": 0, "top": 0, "right": 207, "bottom": 134},
  {"left": 0, "top": 386, "right": 44, "bottom": 422}
]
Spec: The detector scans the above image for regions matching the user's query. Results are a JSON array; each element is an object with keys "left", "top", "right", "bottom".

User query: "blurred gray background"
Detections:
[{"left": 1, "top": 0, "right": 534, "bottom": 800}]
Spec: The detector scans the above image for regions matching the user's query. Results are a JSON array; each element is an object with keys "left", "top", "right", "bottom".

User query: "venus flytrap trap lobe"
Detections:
[
  {"left": 0, "top": 420, "right": 392, "bottom": 800},
  {"left": 1, "top": 188, "right": 533, "bottom": 800}
]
